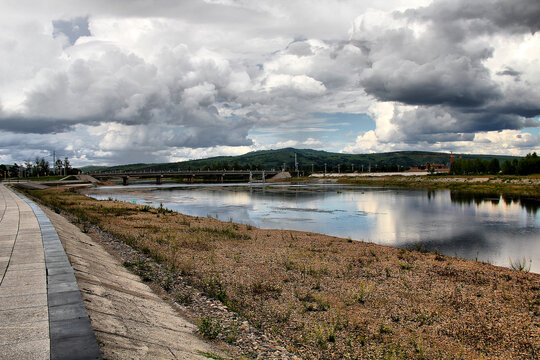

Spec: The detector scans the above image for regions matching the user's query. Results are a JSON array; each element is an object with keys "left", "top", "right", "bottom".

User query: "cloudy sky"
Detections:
[{"left": 1, "top": 0, "right": 539, "bottom": 166}]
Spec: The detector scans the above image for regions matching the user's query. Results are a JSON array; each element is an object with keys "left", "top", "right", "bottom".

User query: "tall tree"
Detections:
[
  {"left": 488, "top": 158, "right": 500, "bottom": 174},
  {"left": 63, "top": 157, "right": 71, "bottom": 175},
  {"left": 9, "top": 163, "right": 20, "bottom": 178},
  {"left": 55, "top": 159, "right": 63, "bottom": 174}
]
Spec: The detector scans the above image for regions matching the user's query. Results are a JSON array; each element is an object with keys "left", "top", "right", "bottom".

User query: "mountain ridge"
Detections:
[{"left": 81, "top": 148, "right": 521, "bottom": 173}]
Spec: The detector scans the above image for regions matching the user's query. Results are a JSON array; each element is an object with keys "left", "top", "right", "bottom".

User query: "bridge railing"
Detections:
[{"left": 90, "top": 169, "right": 277, "bottom": 176}]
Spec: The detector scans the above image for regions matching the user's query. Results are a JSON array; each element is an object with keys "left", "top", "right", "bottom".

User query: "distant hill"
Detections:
[{"left": 80, "top": 148, "right": 521, "bottom": 173}]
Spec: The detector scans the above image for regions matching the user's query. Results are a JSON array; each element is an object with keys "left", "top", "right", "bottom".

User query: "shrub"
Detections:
[
  {"left": 198, "top": 316, "right": 222, "bottom": 339},
  {"left": 509, "top": 257, "right": 531, "bottom": 272}
]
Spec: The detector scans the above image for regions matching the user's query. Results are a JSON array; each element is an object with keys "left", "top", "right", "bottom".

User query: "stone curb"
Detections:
[{"left": 13, "top": 190, "right": 102, "bottom": 360}]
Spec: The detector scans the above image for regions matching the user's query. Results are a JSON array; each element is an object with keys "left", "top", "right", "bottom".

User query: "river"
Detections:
[{"left": 86, "top": 183, "right": 540, "bottom": 273}]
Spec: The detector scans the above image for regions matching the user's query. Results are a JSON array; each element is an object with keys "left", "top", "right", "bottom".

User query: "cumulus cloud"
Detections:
[
  {"left": 0, "top": 0, "right": 539, "bottom": 165},
  {"left": 346, "top": 0, "right": 540, "bottom": 148}
]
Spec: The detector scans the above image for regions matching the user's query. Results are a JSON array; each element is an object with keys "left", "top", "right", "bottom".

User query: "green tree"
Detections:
[
  {"left": 501, "top": 159, "right": 515, "bottom": 175},
  {"left": 488, "top": 158, "right": 500, "bottom": 174},
  {"left": 9, "top": 163, "right": 20, "bottom": 177},
  {"left": 63, "top": 157, "right": 71, "bottom": 175},
  {"left": 516, "top": 152, "right": 540, "bottom": 175},
  {"left": 55, "top": 159, "right": 63, "bottom": 174}
]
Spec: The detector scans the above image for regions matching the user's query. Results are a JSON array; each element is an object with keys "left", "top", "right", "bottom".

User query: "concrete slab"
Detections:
[
  {"left": 0, "top": 293, "right": 48, "bottom": 311},
  {"left": 0, "top": 321, "right": 49, "bottom": 345},
  {"left": 5, "top": 262, "right": 45, "bottom": 271},
  {"left": 0, "top": 274, "right": 45, "bottom": 287},
  {"left": 51, "top": 334, "right": 101, "bottom": 360},
  {"left": 10, "top": 253, "right": 44, "bottom": 261},
  {"left": 45, "top": 254, "right": 70, "bottom": 263},
  {"left": 5, "top": 258, "right": 45, "bottom": 266},
  {"left": 0, "top": 306, "right": 48, "bottom": 326},
  {"left": 3, "top": 268, "right": 45, "bottom": 278},
  {"left": 48, "top": 290, "right": 83, "bottom": 307},
  {"left": 49, "top": 317, "right": 96, "bottom": 340},
  {"left": 48, "top": 281, "right": 80, "bottom": 294},
  {"left": 4, "top": 244, "right": 42, "bottom": 252},
  {"left": 46, "top": 265, "right": 75, "bottom": 276},
  {"left": 0, "top": 283, "right": 46, "bottom": 297},
  {"left": 49, "top": 303, "right": 89, "bottom": 321},
  {"left": 49, "top": 272, "right": 77, "bottom": 284},
  {"left": 10, "top": 255, "right": 45, "bottom": 264},
  {"left": 0, "top": 339, "right": 49, "bottom": 360}
]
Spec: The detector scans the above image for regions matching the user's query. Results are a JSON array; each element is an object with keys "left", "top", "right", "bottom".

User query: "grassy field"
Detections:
[
  {"left": 336, "top": 174, "right": 540, "bottom": 197},
  {"left": 25, "top": 187, "right": 540, "bottom": 359},
  {"left": 2, "top": 175, "right": 68, "bottom": 182}
]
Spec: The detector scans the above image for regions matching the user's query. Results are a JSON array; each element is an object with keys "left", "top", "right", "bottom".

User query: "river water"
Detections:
[{"left": 86, "top": 183, "right": 540, "bottom": 273}]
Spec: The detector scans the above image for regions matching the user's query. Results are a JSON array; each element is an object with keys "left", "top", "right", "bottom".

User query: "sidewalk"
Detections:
[{"left": 0, "top": 184, "right": 101, "bottom": 359}]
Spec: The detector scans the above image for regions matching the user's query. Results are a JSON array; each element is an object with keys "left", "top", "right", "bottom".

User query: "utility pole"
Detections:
[
  {"left": 53, "top": 150, "right": 55, "bottom": 175},
  {"left": 351, "top": 164, "right": 354, "bottom": 173},
  {"left": 294, "top": 153, "right": 299, "bottom": 177},
  {"left": 368, "top": 163, "right": 371, "bottom": 172}
]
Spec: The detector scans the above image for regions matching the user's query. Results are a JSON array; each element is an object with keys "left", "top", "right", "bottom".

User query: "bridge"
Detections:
[{"left": 88, "top": 169, "right": 279, "bottom": 185}]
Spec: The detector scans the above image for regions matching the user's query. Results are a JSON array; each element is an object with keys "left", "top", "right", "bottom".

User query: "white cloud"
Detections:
[{"left": 0, "top": 0, "right": 539, "bottom": 166}]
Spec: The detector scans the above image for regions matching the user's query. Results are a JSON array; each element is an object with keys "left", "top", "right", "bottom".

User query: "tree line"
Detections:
[
  {"left": 450, "top": 152, "right": 539, "bottom": 175},
  {"left": 0, "top": 157, "right": 79, "bottom": 179}
]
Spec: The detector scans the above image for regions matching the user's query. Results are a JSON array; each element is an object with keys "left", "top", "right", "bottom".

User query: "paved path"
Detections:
[{"left": 0, "top": 184, "right": 101, "bottom": 359}]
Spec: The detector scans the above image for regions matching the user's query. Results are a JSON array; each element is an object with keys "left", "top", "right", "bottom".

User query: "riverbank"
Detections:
[
  {"left": 21, "top": 186, "right": 540, "bottom": 359},
  {"left": 335, "top": 174, "right": 540, "bottom": 197},
  {"left": 37, "top": 199, "right": 226, "bottom": 359}
]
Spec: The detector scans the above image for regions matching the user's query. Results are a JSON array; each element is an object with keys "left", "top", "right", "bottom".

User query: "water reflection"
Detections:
[
  {"left": 450, "top": 192, "right": 539, "bottom": 215},
  {"left": 86, "top": 184, "right": 540, "bottom": 272}
]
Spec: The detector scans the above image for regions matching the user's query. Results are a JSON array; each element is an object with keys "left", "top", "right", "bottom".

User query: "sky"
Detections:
[{"left": 0, "top": 0, "right": 539, "bottom": 167}]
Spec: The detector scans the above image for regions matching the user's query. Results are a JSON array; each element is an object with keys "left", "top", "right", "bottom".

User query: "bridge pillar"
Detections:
[
  {"left": 219, "top": 175, "right": 224, "bottom": 183},
  {"left": 122, "top": 176, "right": 129, "bottom": 186},
  {"left": 262, "top": 170, "right": 265, "bottom": 183},
  {"left": 156, "top": 175, "right": 162, "bottom": 185},
  {"left": 188, "top": 175, "right": 194, "bottom": 184}
]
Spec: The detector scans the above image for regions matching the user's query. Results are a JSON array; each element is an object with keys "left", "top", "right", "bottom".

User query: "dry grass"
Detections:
[
  {"left": 338, "top": 175, "right": 540, "bottom": 197},
  {"left": 30, "top": 187, "right": 540, "bottom": 359}
]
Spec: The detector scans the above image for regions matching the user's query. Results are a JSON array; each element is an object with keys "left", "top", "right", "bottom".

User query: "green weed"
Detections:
[{"left": 198, "top": 316, "right": 222, "bottom": 339}]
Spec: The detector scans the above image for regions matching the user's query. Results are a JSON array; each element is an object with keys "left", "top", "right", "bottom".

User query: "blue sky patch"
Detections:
[{"left": 250, "top": 112, "right": 375, "bottom": 151}]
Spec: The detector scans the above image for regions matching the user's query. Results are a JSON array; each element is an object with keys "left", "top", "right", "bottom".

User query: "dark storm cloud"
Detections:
[
  {"left": 393, "top": 105, "right": 529, "bottom": 140},
  {"left": 52, "top": 17, "right": 91, "bottom": 45},
  {"left": 0, "top": 116, "right": 79, "bottom": 134},
  {"left": 350, "top": 0, "right": 540, "bottom": 143},
  {"left": 361, "top": 56, "right": 501, "bottom": 107},
  {"left": 405, "top": 0, "right": 540, "bottom": 35},
  {"left": 496, "top": 67, "right": 521, "bottom": 80},
  {"left": 0, "top": 43, "right": 255, "bottom": 149}
]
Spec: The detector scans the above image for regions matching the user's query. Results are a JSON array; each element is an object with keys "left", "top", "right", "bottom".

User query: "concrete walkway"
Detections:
[{"left": 0, "top": 184, "right": 101, "bottom": 359}]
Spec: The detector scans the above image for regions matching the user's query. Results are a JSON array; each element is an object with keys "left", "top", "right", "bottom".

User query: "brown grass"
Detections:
[
  {"left": 30, "top": 187, "right": 540, "bottom": 359},
  {"left": 337, "top": 175, "right": 540, "bottom": 197}
]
